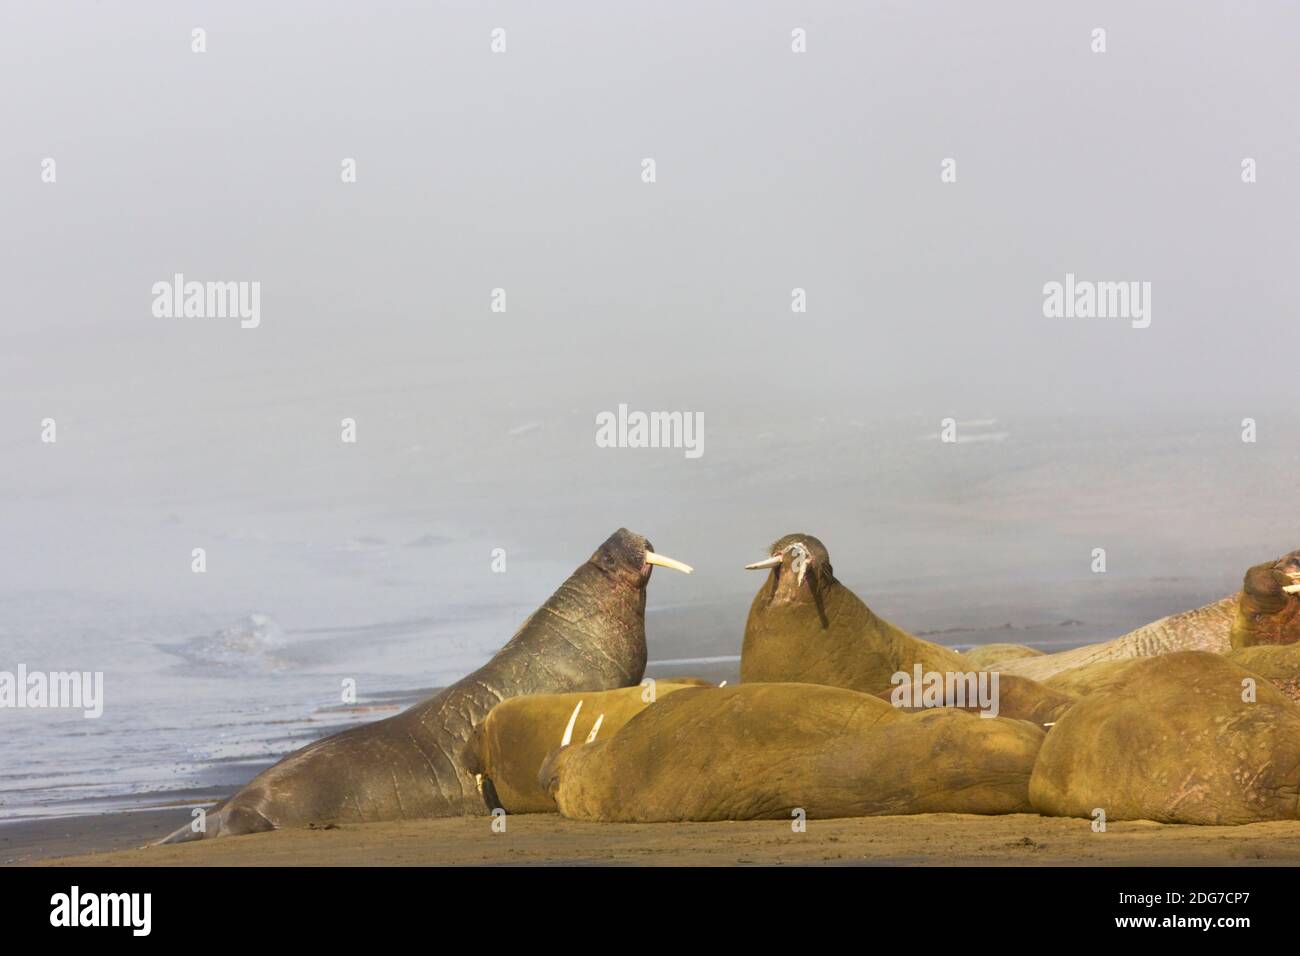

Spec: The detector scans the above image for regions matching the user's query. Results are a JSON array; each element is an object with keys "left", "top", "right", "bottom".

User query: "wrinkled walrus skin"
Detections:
[
  {"left": 161, "top": 529, "right": 679, "bottom": 842},
  {"left": 464, "top": 681, "right": 704, "bottom": 813},
  {"left": 1000, "top": 597, "right": 1239, "bottom": 683},
  {"left": 1002, "top": 551, "right": 1300, "bottom": 685},
  {"left": 544, "top": 683, "right": 1045, "bottom": 823},
  {"left": 1029, "top": 652, "right": 1300, "bottom": 826}
]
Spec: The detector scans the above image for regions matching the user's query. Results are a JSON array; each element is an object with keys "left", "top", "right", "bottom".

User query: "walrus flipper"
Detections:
[{"left": 156, "top": 803, "right": 275, "bottom": 844}]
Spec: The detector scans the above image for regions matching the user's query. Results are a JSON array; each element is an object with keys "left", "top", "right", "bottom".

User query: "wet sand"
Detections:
[
  {"left": 28, "top": 812, "right": 1300, "bottom": 867},
  {"left": 1, "top": 808, "right": 194, "bottom": 866}
]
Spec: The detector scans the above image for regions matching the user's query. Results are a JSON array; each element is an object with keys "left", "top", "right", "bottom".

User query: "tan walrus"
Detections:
[
  {"left": 542, "top": 683, "right": 1045, "bottom": 822},
  {"left": 740, "top": 534, "right": 967, "bottom": 689},
  {"left": 740, "top": 534, "right": 1071, "bottom": 725},
  {"left": 160, "top": 529, "right": 692, "bottom": 842},
  {"left": 1030, "top": 651, "right": 1300, "bottom": 825},
  {"left": 464, "top": 680, "right": 708, "bottom": 813}
]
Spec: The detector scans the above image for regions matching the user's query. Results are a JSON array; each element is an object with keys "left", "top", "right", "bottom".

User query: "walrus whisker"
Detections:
[
  {"left": 561, "top": 700, "right": 584, "bottom": 747},
  {"left": 644, "top": 551, "right": 693, "bottom": 574},
  {"left": 585, "top": 713, "right": 605, "bottom": 743}
]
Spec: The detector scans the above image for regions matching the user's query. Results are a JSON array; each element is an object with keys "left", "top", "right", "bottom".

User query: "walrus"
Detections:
[
  {"left": 1230, "top": 551, "right": 1300, "bottom": 648},
  {"left": 1002, "top": 550, "right": 1300, "bottom": 686},
  {"left": 541, "top": 683, "right": 1045, "bottom": 822},
  {"left": 741, "top": 534, "right": 968, "bottom": 690},
  {"left": 464, "top": 681, "right": 707, "bottom": 813},
  {"left": 1030, "top": 651, "right": 1300, "bottom": 825},
  {"left": 740, "top": 534, "right": 1070, "bottom": 724},
  {"left": 159, "top": 528, "right": 692, "bottom": 842}
]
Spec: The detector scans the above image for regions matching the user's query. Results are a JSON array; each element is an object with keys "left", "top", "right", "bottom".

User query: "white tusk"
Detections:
[
  {"left": 796, "top": 564, "right": 807, "bottom": 588},
  {"left": 1283, "top": 584, "right": 1300, "bottom": 594},
  {"left": 585, "top": 713, "right": 605, "bottom": 743},
  {"left": 645, "top": 551, "right": 693, "bottom": 574},
  {"left": 560, "top": 700, "right": 583, "bottom": 747},
  {"left": 718, "top": 680, "right": 727, "bottom": 687},
  {"left": 745, "top": 555, "right": 782, "bottom": 570},
  {"left": 474, "top": 773, "right": 483, "bottom": 793}
]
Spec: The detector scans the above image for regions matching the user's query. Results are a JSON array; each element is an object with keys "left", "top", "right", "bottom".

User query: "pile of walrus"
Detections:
[{"left": 162, "top": 530, "right": 1300, "bottom": 843}]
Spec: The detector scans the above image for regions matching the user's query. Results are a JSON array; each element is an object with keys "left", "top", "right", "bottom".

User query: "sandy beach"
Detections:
[{"left": 24, "top": 812, "right": 1300, "bottom": 868}]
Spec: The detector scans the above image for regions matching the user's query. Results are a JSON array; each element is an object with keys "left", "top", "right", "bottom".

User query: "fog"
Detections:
[{"left": 1, "top": 3, "right": 1297, "bottom": 814}]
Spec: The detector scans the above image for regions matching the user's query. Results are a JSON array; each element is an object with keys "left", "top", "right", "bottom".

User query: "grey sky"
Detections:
[{"left": 1, "top": 2, "right": 1297, "bottom": 636}]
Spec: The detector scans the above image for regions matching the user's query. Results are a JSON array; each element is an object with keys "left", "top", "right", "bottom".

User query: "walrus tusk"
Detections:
[
  {"left": 585, "top": 713, "right": 605, "bottom": 743},
  {"left": 645, "top": 551, "right": 693, "bottom": 574},
  {"left": 1283, "top": 584, "right": 1300, "bottom": 594},
  {"left": 560, "top": 700, "right": 584, "bottom": 747},
  {"left": 745, "top": 555, "right": 783, "bottom": 570}
]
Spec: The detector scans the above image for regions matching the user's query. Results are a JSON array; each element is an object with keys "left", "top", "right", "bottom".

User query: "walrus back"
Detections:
[
  {"left": 1001, "top": 595, "right": 1237, "bottom": 682},
  {"left": 551, "top": 683, "right": 1044, "bottom": 823}
]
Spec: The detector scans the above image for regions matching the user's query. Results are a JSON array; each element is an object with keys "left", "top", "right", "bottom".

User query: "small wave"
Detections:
[
  {"left": 159, "top": 613, "right": 288, "bottom": 673},
  {"left": 649, "top": 654, "right": 741, "bottom": 667}
]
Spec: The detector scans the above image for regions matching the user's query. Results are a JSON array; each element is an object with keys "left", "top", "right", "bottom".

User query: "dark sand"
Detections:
[
  {"left": 27, "top": 812, "right": 1300, "bottom": 867},
  {"left": 1, "top": 808, "right": 193, "bottom": 866}
]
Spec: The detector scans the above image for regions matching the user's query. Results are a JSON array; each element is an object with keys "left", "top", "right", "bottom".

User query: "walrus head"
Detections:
[
  {"left": 745, "top": 533, "right": 834, "bottom": 606},
  {"left": 590, "top": 528, "right": 693, "bottom": 586},
  {"left": 1230, "top": 550, "right": 1300, "bottom": 648}
]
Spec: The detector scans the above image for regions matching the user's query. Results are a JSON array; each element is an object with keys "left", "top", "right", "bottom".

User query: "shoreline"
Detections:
[
  {"left": 2, "top": 585, "right": 1242, "bottom": 865},
  {"left": 1, "top": 656, "right": 745, "bottom": 862}
]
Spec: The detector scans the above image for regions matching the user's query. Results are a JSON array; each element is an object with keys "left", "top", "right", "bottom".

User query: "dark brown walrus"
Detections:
[
  {"left": 740, "top": 534, "right": 1071, "bottom": 725},
  {"left": 541, "top": 683, "right": 1045, "bottom": 822},
  {"left": 1230, "top": 550, "right": 1300, "bottom": 648},
  {"left": 160, "top": 528, "right": 691, "bottom": 842}
]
